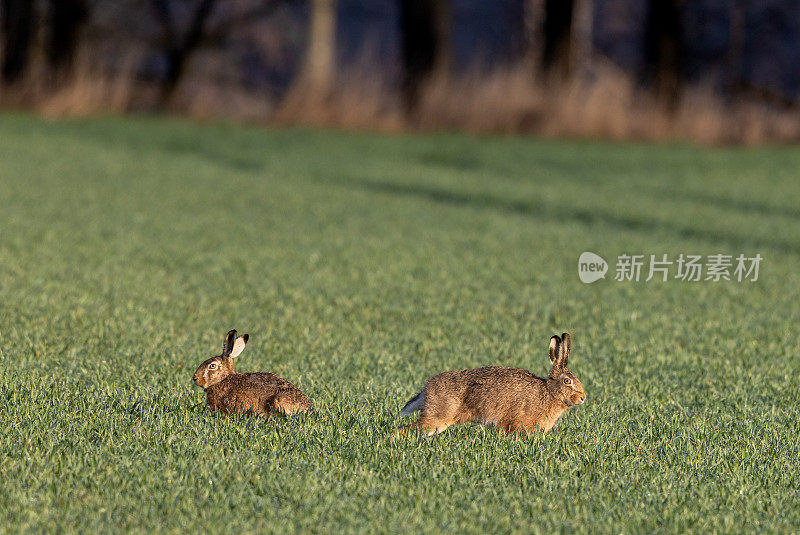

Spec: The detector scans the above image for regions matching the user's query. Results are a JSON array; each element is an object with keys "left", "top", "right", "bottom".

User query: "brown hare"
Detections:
[
  {"left": 398, "top": 332, "right": 585, "bottom": 435},
  {"left": 192, "top": 329, "right": 312, "bottom": 418}
]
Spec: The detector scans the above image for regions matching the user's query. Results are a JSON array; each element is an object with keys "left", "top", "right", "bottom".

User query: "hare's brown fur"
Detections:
[
  {"left": 192, "top": 330, "right": 312, "bottom": 418},
  {"left": 398, "top": 333, "right": 585, "bottom": 435}
]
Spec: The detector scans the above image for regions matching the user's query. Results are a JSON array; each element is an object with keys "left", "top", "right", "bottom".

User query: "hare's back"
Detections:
[
  {"left": 232, "top": 372, "right": 296, "bottom": 393},
  {"left": 426, "top": 366, "right": 538, "bottom": 397},
  {"left": 239, "top": 373, "right": 312, "bottom": 408},
  {"left": 431, "top": 366, "right": 535, "bottom": 386}
]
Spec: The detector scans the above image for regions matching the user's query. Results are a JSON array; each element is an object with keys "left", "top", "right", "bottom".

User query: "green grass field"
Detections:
[{"left": 1, "top": 113, "right": 799, "bottom": 533}]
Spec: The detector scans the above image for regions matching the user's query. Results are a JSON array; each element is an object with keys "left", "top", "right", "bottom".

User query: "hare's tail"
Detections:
[{"left": 401, "top": 390, "right": 424, "bottom": 416}]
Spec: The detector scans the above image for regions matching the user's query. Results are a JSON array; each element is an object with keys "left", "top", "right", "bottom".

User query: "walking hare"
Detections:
[
  {"left": 398, "top": 333, "right": 585, "bottom": 435},
  {"left": 192, "top": 329, "right": 312, "bottom": 417}
]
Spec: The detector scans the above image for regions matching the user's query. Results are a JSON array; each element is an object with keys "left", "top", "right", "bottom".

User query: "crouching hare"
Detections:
[
  {"left": 398, "top": 332, "right": 585, "bottom": 435},
  {"left": 192, "top": 329, "right": 312, "bottom": 417}
]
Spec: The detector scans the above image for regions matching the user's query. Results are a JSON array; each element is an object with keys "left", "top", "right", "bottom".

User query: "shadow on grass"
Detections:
[
  {"left": 637, "top": 184, "right": 800, "bottom": 222},
  {"left": 340, "top": 177, "right": 798, "bottom": 254}
]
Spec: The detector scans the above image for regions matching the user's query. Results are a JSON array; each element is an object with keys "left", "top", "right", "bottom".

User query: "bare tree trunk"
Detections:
[
  {"left": 726, "top": 0, "right": 745, "bottom": 100},
  {"left": 522, "top": 0, "right": 544, "bottom": 68},
  {"left": 431, "top": 0, "right": 450, "bottom": 78},
  {"left": 1, "top": 0, "right": 34, "bottom": 83},
  {"left": 46, "top": 0, "right": 88, "bottom": 76},
  {"left": 527, "top": 0, "right": 592, "bottom": 81},
  {"left": 642, "top": 0, "right": 683, "bottom": 108},
  {"left": 399, "top": 0, "right": 450, "bottom": 114},
  {"left": 571, "top": 0, "right": 593, "bottom": 75},
  {"left": 150, "top": 0, "right": 217, "bottom": 107},
  {"left": 303, "top": 0, "right": 336, "bottom": 98},
  {"left": 541, "top": 0, "right": 574, "bottom": 79}
]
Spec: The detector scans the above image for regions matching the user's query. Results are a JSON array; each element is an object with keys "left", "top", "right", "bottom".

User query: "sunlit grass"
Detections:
[{"left": 0, "top": 114, "right": 798, "bottom": 533}]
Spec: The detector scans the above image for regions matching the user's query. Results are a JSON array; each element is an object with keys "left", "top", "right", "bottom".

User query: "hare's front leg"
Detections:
[
  {"left": 499, "top": 421, "right": 532, "bottom": 436},
  {"left": 211, "top": 403, "right": 230, "bottom": 417}
]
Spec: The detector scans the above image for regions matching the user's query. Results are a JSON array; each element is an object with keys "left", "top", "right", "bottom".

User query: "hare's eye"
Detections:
[
  {"left": 209, "top": 363, "right": 218, "bottom": 370},
  {"left": 562, "top": 377, "right": 571, "bottom": 385}
]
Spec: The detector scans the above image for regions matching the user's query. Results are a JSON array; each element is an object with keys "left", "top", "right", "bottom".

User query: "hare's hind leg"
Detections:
[
  {"left": 271, "top": 391, "right": 312, "bottom": 416},
  {"left": 396, "top": 387, "right": 459, "bottom": 436},
  {"left": 397, "top": 415, "right": 452, "bottom": 436}
]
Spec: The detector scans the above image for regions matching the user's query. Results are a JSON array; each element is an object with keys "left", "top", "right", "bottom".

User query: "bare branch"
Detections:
[{"left": 202, "top": 1, "right": 292, "bottom": 45}]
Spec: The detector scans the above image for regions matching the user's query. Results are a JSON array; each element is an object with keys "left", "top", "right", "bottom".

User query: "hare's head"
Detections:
[
  {"left": 192, "top": 329, "right": 249, "bottom": 389},
  {"left": 547, "top": 333, "right": 586, "bottom": 407}
]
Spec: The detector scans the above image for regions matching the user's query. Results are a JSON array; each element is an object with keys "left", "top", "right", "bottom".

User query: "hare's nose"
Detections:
[{"left": 580, "top": 396, "right": 586, "bottom": 404}]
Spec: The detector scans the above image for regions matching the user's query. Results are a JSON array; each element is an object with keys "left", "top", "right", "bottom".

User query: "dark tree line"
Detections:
[
  {"left": 148, "top": 0, "right": 286, "bottom": 105},
  {"left": 0, "top": 0, "right": 774, "bottom": 114},
  {"left": 534, "top": 0, "right": 685, "bottom": 103},
  {"left": 0, "top": 0, "right": 286, "bottom": 99},
  {"left": 1, "top": 0, "right": 87, "bottom": 82},
  {"left": 395, "top": 0, "right": 689, "bottom": 113}
]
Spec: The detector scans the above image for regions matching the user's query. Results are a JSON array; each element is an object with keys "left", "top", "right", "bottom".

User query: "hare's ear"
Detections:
[
  {"left": 230, "top": 334, "right": 249, "bottom": 358},
  {"left": 559, "top": 332, "right": 571, "bottom": 368},
  {"left": 549, "top": 335, "right": 561, "bottom": 366},
  {"left": 222, "top": 329, "right": 237, "bottom": 359}
]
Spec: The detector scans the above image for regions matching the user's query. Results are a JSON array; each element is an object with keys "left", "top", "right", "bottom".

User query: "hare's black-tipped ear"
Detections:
[
  {"left": 549, "top": 335, "right": 561, "bottom": 366},
  {"left": 550, "top": 333, "right": 570, "bottom": 377},
  {"left": 230, "top": 333, "right": 249, "bottom": 358},
  {"left": 222, "top": 329, "right": 237, "bottom": 358}
]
